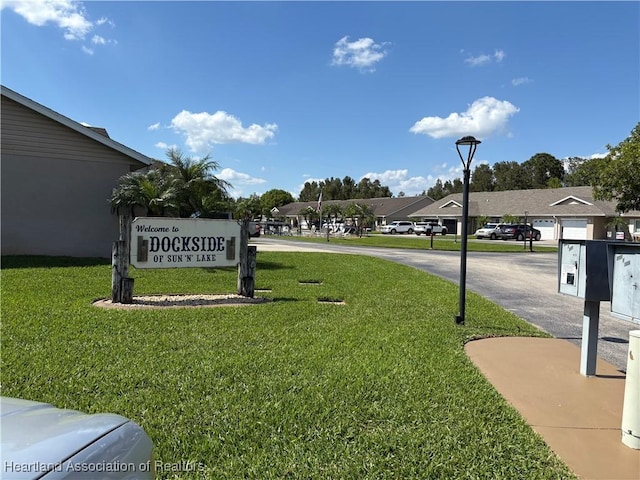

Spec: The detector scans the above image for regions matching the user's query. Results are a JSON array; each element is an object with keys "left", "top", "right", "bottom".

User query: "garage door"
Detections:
[
  {"left": 561, "top": 219, "right": 587, "bottom": 240},
  {"left": 532, "top": 219, "right": 555, "bottom": 240}
]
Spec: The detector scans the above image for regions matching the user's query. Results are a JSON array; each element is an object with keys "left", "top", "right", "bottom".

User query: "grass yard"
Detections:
[
  {"left": 1, "top": 253, "right": 574, "bottom": 479},
  {"left": 273, "top": 233, "right": 558, "bottom": 253}
]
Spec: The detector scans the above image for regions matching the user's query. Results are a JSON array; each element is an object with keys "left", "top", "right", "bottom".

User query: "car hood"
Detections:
[{"left": 1, "top": 396, "right": 129, "bottom": 477}]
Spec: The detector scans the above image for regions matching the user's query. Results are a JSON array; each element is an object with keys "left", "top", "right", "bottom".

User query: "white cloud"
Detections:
[
  {"left": 3, "top": 0, "right": 116, "bottom": 52},
  {"left": 148, "top": 122, "right": 161, "bottom": 131},
  {"left": 360, "top": 169, "right": 430, "bottom": 197},
  {"left": 464, "top": 49, "right": 505, "bottom": 66},
  {"left": 154, "top": 142, "right": 177, "bottom": 151},
  {"left": 218, "top": 168, "right": 267, "bottom": 198},
  {"left": 81, "top": 45, "right": 93, "bottom": 55},
  {"left": 170, "top": 110, "right": 278, "bottom": 154},
  {"left": 409, "top": 96, "right": 519, "bottom": 139},
  {"left": 561, "top": 153, "right": 608, "bottom": 168},
  {"left": 465, "top": 54, "right": 492, "bottom": 66},
  {"left": 512, "top": 77, "right": 532, "bottom": 86},
  {"left": 331, "top": 36, "right": 389, "bottom": 72},
  {"left": 95, "top": 16, "right": 114, "bottom": 28}
]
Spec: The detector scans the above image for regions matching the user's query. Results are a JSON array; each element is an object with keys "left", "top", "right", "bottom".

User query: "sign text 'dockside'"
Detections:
[{"left": 130, "top": 218, "right": 241, "bottom": 269}]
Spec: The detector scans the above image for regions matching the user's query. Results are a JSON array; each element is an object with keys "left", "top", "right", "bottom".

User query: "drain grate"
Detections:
[{"left": 317, "top": 297, "right": 345, "bottom": 305}]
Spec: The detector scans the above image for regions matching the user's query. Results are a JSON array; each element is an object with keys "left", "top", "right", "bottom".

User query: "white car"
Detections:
[
  {"left": 415, "top": 222, "right": 448, "bottom": 236},
  {"left": 380, "top": 221, "right": 415, "bottom": 234},
  {"left": 474, "top": 223, "right": 503, "bottom": 240},
  {"left": 1, "top": 396, "right": 155, "bottom": 479}
]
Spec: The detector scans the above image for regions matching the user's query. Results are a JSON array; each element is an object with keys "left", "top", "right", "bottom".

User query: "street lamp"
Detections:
[
  {"left": 454, "top": 135, "right": 481, "bottom": 325},
  {"left": 524, "top": 211, "right": 529, "bottom": 250}
]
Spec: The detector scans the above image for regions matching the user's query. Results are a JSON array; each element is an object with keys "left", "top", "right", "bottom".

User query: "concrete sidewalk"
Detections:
[{"left": 466, "top": 337, "right": 639, "bottom": 480}]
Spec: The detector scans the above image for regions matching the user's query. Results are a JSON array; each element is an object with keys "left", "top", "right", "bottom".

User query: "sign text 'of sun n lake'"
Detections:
[{"left": 131, "top": 218, "right": 241, "bottom": 269}]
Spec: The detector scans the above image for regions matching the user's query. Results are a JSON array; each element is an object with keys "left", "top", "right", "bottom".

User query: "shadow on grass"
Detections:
[
  {"left": 1, "top": 255, "right": 111, "bottom": 269},
  {"left": 256, "top": 260, "right": 294, "bottom": 271}
]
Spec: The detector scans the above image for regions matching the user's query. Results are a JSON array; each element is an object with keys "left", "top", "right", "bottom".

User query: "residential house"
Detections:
[
  {"left": 1, "top": 85, "right": 153, "bottom": 257},
  {"left": 274, "top": 195, "right": 435, "bottom": 230},
  {"left": 408, "top": 186, "right": 640, "bottom": 240}
]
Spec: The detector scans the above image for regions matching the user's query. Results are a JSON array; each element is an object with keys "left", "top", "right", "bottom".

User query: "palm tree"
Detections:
[
  {"left": 159, "top": 148, "right": 232, "bottom": 218},
  {"left": 324, "top": 203, "right": 344, "bottom": 228},
  {"left": 111, "top": 148, "right": 234, "bottom": 218},
  {"left": 344, "top": 202, "right": 375, "bottom": 235},
  {"left": 110, "top": 169, "right": 179, "bottom": 217},
  {"left": 298, "top": 206, "right": 319, "bottom": 231}
]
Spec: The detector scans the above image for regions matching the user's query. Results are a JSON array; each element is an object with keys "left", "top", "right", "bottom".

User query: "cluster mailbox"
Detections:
[
  {"left": 608, "top": 243, "right": 640, "bottom": 324},
  {"left": 559, "top": 240, "right": 640, "bottom": 448},
  {"left": 558, "top": 240, "right": 639, "bottom": 377},
  {"left": 558, "top": 240, "right": 610, "bottom": 301},
  {"left": 558, "top": 240, "right": 640, "bottom": 321}
]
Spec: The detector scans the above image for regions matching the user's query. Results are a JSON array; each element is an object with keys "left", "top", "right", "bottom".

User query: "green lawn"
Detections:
[
  {"left": 272, "top": 233, "right": 558, "bottom": 253},
  {"left": 1, "top": 254, "right": 573, "bottom": 479}
]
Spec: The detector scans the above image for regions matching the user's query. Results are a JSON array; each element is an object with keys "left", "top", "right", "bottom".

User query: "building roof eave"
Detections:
[{"left": 1, "top": 85, "right": 153, "bottom": 166}]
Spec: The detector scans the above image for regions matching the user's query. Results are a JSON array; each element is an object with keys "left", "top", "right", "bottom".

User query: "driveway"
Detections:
[{"left": 253, "top": 237, "right": 636, "bottom": 372}]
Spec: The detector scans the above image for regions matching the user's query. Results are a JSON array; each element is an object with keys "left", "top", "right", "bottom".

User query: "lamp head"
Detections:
[
  {"left": 455, "top": 136, "right": 481, "bottom": 147},
  {"left": 455, "top": 136, "right": 481, "bottom": 170}
]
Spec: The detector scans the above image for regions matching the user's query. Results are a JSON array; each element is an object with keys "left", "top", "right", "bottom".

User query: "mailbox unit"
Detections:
[
  {"left": 558, "top": 240, "right": 610, "bottom": 301},
  {"left": 607, "top": 243, "right": 640, "bottom": 324},
  {"left": 559, "top": 240, "right": 640, "bottom": 447},
  {"left": 558, "top": 239, "right": 632, "bottom": 377}
]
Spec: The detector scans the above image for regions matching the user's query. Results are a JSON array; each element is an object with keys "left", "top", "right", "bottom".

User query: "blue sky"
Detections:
[{"left": 2, "top": 1, "right": 639, "bottom": 199}]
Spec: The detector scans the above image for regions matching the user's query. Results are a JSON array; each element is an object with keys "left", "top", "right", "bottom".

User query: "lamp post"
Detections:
[
  {"left": 454, "top": 135, "right": 481, "bottom": 325},
  {"left": 524, "top": 211, "right": 529, "bottom": 250}
]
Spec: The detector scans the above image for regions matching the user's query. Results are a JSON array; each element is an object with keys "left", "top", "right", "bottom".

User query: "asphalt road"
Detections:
[{"left": 252, "top": 236, "right": 637, "bottom": 373}]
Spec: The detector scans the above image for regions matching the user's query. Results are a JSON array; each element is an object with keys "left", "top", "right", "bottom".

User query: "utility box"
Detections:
[
  {"left": 558, "top": 240, "right": 610, "bottom": 301},
  {"left": 607, "top": 243, "right": 640, "bottom": 324}
]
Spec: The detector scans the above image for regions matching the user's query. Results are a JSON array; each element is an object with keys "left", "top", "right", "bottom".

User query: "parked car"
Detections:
[
  {"left": 248, "top": 221, "right": 261, "bottom": 237},
  {"left": 260, "top": 221, "right": 288, "bottom": 235},
  {"left": 0, "top": 396, "right": 155, "bottom": 479},
  {"left": 414, "top": 223, "right": 430, "bottom": 235},
  {"left": 380, "top": 221, "right": 415, "bottom": 234},
  {"left": 415, "top": 222, "right": 448, "bottom": 236},
  {"left": 474, "top": 223, "right": 503, "bottom": 240},
  {"left": 496, "top": 224, "right": 542, "bottom": 241}
]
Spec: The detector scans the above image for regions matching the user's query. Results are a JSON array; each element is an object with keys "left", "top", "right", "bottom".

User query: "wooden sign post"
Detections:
[{"left": 111, "top": 216, "right": 251, "bottom": 303}]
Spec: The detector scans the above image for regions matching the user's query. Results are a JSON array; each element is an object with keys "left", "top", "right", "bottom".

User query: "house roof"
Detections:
[
  {"left": 276, "top": 195, "right": 434, "bottom": 218},
  {"left": 1, "top": 85, "right": 152, "bottom": 166},
  {"left": 409, "top": 186, "right": 639, "bottom": 219}
]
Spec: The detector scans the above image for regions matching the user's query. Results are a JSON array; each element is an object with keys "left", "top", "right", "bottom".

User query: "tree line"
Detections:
[
  {"left": 298, "top": 177, "right": 392, "bottom": 202},
  {"left": 110, "top": 123, "right": 639, "bottom": 219},
  {"left": 429, "top": 152, "right": 586, "bottom": 200},
  {"left": 427, "top": 122, "right": 639, "bottom": 215}
]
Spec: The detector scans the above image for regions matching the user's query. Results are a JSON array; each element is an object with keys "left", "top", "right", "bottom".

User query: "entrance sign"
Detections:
[{"left": 131, "top": 217, "right": 240, "bottom": 269}]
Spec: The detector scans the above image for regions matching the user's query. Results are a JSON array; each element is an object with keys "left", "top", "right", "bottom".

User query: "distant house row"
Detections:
[
  {"left": 2, "top": 85, "right": 639, "bottom": 259},
  {"left": 274, "top": 196, "right": 435, "bottom": 229},
  {"left": 410, "top": 186, "right": 640, "bottom": 241},
  {"left": 277, "top": 187, "right": 640, "bottom": 241}
]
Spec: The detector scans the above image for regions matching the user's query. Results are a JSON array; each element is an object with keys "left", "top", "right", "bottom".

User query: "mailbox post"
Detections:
[
  {"left": 558, "top": 240, "right": 611, "bottom": 376},
  {"left": 559, "top": 240, "right": 640, "bottom": 448}
]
